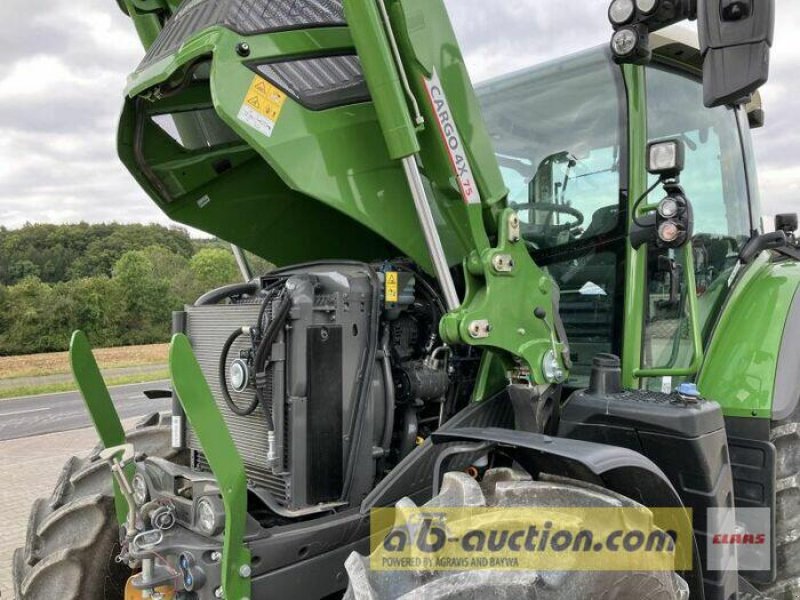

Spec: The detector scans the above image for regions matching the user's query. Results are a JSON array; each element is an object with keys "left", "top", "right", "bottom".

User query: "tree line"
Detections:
[{"left": 0, "top": 223, "right": 269, "bottom": 356}]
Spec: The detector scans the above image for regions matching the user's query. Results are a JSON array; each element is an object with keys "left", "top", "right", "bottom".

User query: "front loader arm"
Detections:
[
  {"left": 116, "top": 0, "right": 183, "bottom": 49},
  {"left": 344, "top": 0, "right": 569, "bottom": 385}
]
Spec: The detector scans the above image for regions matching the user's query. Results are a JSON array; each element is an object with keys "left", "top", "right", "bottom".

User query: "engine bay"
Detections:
[{"left": 180, "top": 261, "right": 479, "bottom": 520}]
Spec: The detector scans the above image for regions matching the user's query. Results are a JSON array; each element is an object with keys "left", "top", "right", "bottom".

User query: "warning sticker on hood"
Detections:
[
  {"left": 422, "top": 69, "right": 481, "bottom": 205},
  {"left": 238, "top": 75, "right": 287, "bottom": 138}
]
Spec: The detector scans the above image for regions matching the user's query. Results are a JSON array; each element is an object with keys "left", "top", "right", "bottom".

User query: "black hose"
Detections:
[
  {"left": 253, "top": 293, "right": 293, "bottom": 431},
  {"left": 380, "top": 326, "right": 395, "bottom": 453},
  {"left": 219, "top": 328, "right": 259, "bottom": 416},
  {"left": 195, "top": 282, "right": 259, "bottom": 306}
]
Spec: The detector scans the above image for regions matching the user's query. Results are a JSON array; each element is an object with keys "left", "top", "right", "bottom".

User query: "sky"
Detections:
[{"left": 0, "top": 0, "right": 797, "bottom": 231}]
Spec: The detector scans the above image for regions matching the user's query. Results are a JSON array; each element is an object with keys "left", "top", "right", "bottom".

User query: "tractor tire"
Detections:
[
  {"left": 12, "top": 414, "right": 180, "bottom": 600},
  {"left": 345, "top": 469, "right": 689, "bottom": 600},
  {"left": 760, "top": 404, "right": 800, "bottom": 600}
]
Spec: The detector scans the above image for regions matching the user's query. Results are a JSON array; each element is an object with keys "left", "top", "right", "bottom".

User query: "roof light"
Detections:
[
  {"left": 609, "top": 0, "right": 636, "bottom": 25},
  {"left": 636, "top": 0, "right": 660, "bottom": 15}
]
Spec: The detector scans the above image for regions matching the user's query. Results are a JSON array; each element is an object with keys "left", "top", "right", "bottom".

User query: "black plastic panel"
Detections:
[
  {"left": 725, "top": 416, "right": 777, "bottom": 585},
  {"left": 307, "top": 325, "right": 343, "bottom": 503},
  {"left": 559, "top": 389, "right": 737, "bottom": 600}
]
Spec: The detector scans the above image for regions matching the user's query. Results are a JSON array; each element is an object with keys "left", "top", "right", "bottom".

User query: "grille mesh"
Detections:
[
  {"left": 255, "top": 55, "right": 369, "bottom": 110},
  {"left": 139, "top": 0, "right": 346, "bottom": 70},
  {"left": 185, "top": 303, "right": 289, "bottom": 504}
]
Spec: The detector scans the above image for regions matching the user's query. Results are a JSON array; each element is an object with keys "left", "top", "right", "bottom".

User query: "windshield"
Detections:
[
  {"left": 643, "top": 65, "right": 756, "bottom": 375},
  {"left": 479, "top": 50, "right": 625, "bottom": 253}
]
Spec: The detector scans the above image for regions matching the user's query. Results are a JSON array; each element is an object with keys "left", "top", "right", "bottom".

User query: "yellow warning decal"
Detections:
[
  {"left": 237, "top": 75, "right": 287, "bottom": 137},
  {"left": 386, "top": 272, "right": 399, "bottom": 304}
]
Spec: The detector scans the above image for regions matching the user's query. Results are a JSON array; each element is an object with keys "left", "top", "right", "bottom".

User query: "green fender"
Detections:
[{"left": 697, "top": 254, "right": 800, "bottom": 419}]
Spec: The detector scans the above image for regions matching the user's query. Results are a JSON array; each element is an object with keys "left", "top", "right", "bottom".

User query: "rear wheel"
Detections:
[
  {"left": 760, "top": 404, "right": 800, "bottom": 600},
  {"left": 345, "top": 469, "right": 689, "bottom": 600},
  {"left": 12, "top": 415, "right": 179, "bottom": 600}
]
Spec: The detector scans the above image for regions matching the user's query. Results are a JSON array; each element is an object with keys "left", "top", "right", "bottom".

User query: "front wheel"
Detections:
[
  {"left": 12, "top": 416, "right": 178, "bottom": 600},
  {"left": 345, "top": 469, "right": 689, "bottom": 600}
]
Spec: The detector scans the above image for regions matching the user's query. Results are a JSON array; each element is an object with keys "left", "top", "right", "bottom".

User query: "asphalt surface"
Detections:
[{"left": 0, "top": 380, "right": 171, "bottom": 441}]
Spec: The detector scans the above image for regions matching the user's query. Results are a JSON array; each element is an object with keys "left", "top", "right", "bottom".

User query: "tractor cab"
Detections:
[{"left": 477, "top": 30, "right": 763, "bottom": 386}]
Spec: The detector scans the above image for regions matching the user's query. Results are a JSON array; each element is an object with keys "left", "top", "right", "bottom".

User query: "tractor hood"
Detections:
[{"left": 118, "top": 0, "right": 504, "bottom": 271}]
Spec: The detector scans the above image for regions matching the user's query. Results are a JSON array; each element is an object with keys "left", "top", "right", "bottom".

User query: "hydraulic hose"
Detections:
[
  {"left": 219, "top": 328, "right": 259, "bottom": 416},
  {"left": 254, "top": 293, "right": 293, "bottom": 432},
  {"left": 380, "top": 326, "right": 396, "bottom": 453}
]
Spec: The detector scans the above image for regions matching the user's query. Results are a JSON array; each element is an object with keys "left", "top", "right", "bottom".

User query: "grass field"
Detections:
[
  {"left": 0, "top": 344, "right": 168, "bottom": 380},
  {"left": 0, "top": 370, "right": 170, "bottom": 400},
  {"left": 0, "top": 344, "right": 169, "bottom": 400}
]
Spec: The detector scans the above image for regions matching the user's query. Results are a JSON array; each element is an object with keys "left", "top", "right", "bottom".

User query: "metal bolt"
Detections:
[
  {"left": 214, "top": 587, "right": 224, "bottom": 599},
  {"left": 210, "top": 551, "right": 221, "bottom": 562},
  {"left": 236, "top": 42, "right": 251, "bottom": 57},
  {"left": 508, "top": 212, "right": 521, "bottom": 243},
  {"left": 468, "top": 321, "right": 490, "bottom": 339},
  {"left": 492, "top": 254, "right": 514, "bottom": 273},
  {"left": 239, "top": 564, "right": 252, "bottom": 578}
]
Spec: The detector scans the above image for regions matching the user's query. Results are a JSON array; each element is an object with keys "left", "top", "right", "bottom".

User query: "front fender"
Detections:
[{"left": 698, "top": 254, "right": 800, "bottom": 419}]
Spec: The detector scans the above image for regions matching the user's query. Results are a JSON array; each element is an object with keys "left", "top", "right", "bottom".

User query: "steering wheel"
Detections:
[{"left": 512, "top": 201, "right": 585, "bottom": 242}]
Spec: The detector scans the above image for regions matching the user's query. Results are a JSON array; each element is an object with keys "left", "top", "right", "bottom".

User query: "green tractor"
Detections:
[{"left": 13, "top": 0, "right": 798, "bottom": 598}]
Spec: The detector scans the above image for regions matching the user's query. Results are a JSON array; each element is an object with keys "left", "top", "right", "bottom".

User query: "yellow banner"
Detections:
[{"left": 370, "top": 506, "right": 693, "bottom": 572}]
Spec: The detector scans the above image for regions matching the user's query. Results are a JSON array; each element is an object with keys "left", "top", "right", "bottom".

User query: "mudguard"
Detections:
[
  {"left": 698, "top": 255, "right": 800, "bottom": 419},
  {"left": 431, "top": 427, "right": 706, "bottom": 599}
]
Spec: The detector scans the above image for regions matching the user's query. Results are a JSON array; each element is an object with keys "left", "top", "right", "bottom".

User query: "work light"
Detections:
[
  {"left": 647, "top": 139, "right": 685, "bottom": 179},
  {"left": 636, "top": 0, "right": 659, "bottom": 15},
  {"left": 609, "top": 0, "right": 635, "bottom": 25}
]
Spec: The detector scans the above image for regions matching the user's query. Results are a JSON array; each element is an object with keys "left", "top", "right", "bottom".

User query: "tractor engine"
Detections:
[{"left": 178, "top": 262, "right": 460, "bottom": 516}]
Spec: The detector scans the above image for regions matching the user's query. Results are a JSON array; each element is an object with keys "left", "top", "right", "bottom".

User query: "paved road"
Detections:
[{"left": 0, "top": 380, "right": 171, "bottom": 441}]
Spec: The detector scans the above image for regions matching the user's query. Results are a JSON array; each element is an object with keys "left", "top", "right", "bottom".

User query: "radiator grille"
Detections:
[{"left": 185, "top": 303, "right": 289, "bottom": 504}]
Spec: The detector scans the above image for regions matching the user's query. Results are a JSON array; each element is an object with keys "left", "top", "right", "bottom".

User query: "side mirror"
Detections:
[
  {"left": 608, "top": 0, "right": 774, "bottom": 108},
  {"left": 775, "top": 214, "right": 798, "bottom": 235},
  {"left": 698, "top": 0, "right": 775, "bottom": 107}
]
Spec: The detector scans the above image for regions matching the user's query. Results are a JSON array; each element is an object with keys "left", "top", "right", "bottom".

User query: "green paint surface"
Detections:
[
  {"left": 170, "top": 334, "right": 251, "bottom": 599},
  {"left": 69, "top": 330, "right": 129, "bottom": 523},
  {"left": 698, "top": 256, "right": 800, "bottom": 418}
]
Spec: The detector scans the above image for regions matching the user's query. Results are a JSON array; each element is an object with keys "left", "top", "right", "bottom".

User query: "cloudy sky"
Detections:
[{"left": 0, "top": 0, "right": 797, "bottom": 231}]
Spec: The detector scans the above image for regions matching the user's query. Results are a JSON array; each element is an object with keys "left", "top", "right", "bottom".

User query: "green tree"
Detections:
[
  {"left": 8, "top": 259, "right": 40, "bottom": 283},
  {"left": 189, "top": 248, "right": 241, "bottom": 292},
  {"left": 0, "top": 277, "right": 57, "bottom": 354},
  {"left": 112, "top": 251, "right": 172, "bottom": 345}
]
